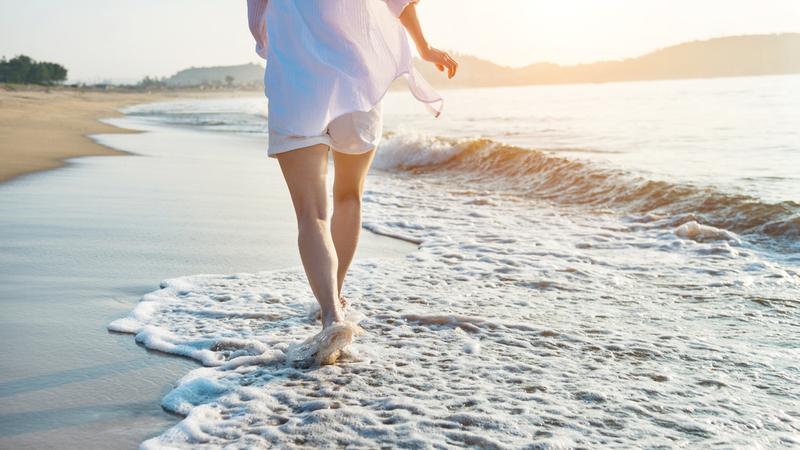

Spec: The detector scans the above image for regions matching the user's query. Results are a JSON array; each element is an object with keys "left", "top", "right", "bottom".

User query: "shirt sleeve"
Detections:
[
  {"left": 247, "top": 0, "right": 269, "bottom": 59},
  {"left": 384, "top": 0, "right": 419, "bottom": 18}
]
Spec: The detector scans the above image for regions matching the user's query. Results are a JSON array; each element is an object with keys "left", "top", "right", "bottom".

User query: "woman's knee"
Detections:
[
  {"left": 332, "top": 176, "right": 365, "bottom": 206},
  {"left": 295, "top": 198, "right": 328, "bottom": 227},
  {"left": 332, "top": 185, "right": 363, "bottom": 207},
  {"left": 331, "top": 148, "right": 374, "bottom": 207}
]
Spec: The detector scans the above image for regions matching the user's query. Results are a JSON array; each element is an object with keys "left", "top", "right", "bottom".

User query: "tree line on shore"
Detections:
[
  {"left": 0, "top": 55, "right": 67, "bottom": 84},
  {"left": 0, "top": 55, "right": 257, "bottom": 91},
  {"left": 136, "top": 74, "right": 248, "bottom": 89}
]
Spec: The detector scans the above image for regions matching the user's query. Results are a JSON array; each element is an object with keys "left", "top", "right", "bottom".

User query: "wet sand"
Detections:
[
  {"left": 0, "top": 86, "right": 261, "bottom": 183},
  {"left": 0, "top": 112, "right": 415, "bottom": 448},
  {"left": 0, "top": 87, "right": 157, "bottom": 183}
]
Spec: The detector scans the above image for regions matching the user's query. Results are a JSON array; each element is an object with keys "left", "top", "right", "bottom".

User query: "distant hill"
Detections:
[
  {"left": 163, "top": 34, "right": 799, "bottom": 90},
  {"left": 415, "top": 34, "right": 800, "bottom": 88},
  {"left": 165, "top": 63, "right": 264, "bottom": 87}
]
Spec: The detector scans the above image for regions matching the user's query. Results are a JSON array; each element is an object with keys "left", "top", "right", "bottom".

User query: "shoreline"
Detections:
[
  {"left": 0, "top": 86, "right": 258, "bottom": 184},
  {"left": 0, "top": 110, "right": 416, "bottom": 449}
]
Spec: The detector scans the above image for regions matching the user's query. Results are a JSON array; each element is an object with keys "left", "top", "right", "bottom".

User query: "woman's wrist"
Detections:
[{"left": 415, "top": 40, "right": 431, "bottom": 57}]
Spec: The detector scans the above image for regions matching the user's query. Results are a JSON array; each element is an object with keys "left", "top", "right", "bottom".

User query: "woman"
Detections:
[{"left": 247, "top": 0, "right": 457, "bottom": 365}]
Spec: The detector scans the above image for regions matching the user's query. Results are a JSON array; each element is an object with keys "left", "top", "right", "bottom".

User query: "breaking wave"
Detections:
[{"left": 375, "top": 134, "right": 800, "bottom": 242}]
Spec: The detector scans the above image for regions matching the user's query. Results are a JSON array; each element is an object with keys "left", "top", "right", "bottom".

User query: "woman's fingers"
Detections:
[
  {"left": 424, "top": 48, "right": 458, "bottom": 78},
  {"left": 443, "top": 53, "right": 458, "bottom": 79}
]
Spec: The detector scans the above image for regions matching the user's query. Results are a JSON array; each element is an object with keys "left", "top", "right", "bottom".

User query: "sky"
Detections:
[{"left": 1, "top": 0, "right": 798, "bottom": 83}]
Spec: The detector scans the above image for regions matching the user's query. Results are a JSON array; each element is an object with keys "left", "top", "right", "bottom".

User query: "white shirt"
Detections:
[{"left": 247, "top": 0, "right": 442, "bottom": 136}]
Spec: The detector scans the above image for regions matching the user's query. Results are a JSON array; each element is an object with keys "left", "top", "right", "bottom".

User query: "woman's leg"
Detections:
[
  {"left": 276, "top": 144, "right": 343, "bottom": 328},
  {"left": 331, "top": 148, "right": 377, "bottom": 298}
]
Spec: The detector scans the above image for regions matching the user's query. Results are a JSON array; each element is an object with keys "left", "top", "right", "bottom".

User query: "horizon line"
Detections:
[{"left": 14, "top": 31, "right": 796, "bottom": 84}]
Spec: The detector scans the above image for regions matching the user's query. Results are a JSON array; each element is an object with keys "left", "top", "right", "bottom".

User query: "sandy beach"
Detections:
[
  {"left": 0, "top": 91, "right": 415, "bottom": 449},
  {"left": 0, "top": 87, "right": 153, "bottom": 183},
  {"left": 0, "top": 86, "right": 268, "bottom": 183}
]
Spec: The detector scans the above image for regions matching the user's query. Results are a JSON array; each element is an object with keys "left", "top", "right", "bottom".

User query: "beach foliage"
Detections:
[
  {"left": 138, "top": 75, "right": 168, "bottom": 89},
  {"left": 0, "top": 55, "right": 68, "bottom": 84}
]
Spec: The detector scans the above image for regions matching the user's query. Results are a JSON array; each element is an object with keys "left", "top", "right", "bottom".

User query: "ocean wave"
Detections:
[
  {"left": 375, "top": 134, "right": 800, "bottom": 242},
  {"left": 113, "top": 167, "right": 800, "bottom": 447}
]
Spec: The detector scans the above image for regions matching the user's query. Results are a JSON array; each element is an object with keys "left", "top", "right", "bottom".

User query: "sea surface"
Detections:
[{"left": 116, "top": 75, "right": 799, "bottom": 448}]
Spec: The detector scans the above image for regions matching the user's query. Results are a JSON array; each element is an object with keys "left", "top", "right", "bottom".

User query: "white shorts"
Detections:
[{"left": 267, "top": 103, "right": 383, "bottom": 158}]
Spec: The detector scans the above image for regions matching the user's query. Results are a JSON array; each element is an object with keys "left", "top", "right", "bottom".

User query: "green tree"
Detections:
[
  {"left": 2, "top": 55, "right": 33, "bottom": 83},
  {"left": 42, "top": 62, "right": 67, "bottom": 82},
  {"left": 138, "top": 75, "right": 166, "bottom": 89},
  {"left": 0, "top": 55, "right": 67, "bottom": 84},
  {"left": 28, "top": 64, "right": 51, "bottom": 83}
]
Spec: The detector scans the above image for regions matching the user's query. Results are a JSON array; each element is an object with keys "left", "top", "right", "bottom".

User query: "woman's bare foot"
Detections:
[{"left": 287, "top": 321, "right": 362, "bottom": 367}]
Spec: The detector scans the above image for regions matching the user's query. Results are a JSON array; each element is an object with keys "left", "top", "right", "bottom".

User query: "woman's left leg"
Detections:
[
  {"left": 331, "top": 148, "right": 377, "bottom": 298},
  {"left": 277, "top": 144, "right": 343, "bottom": 328}
]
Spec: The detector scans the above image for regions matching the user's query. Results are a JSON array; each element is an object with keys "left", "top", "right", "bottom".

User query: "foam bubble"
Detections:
[{"left": 675, "top": 220, "right": 741, "bottom": 243}]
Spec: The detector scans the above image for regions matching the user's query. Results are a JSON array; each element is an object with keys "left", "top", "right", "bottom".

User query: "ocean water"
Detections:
[{"left": 116, "top": 75, "right": 799, "bottom": 448}]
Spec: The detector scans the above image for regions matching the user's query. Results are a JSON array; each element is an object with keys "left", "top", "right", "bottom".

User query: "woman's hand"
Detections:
[
  {"left": 419, "top": 45, "right": 458, "bottom": 79},
  {"left": 399, "top": 4, "right": 458, "bottom": 79}
]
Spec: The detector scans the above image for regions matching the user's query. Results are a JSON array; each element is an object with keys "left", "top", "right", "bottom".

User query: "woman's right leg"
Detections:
[
  {"left": 276, "top": 144, "right": 343, "bottom": 328},
  {"left": 331, "top": 148, "right": 376, "bottom": 299}
]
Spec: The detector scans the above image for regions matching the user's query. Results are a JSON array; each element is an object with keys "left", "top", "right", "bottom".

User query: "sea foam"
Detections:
[{"left": 113, "top": 168, "right": 800, "bottom": 449}]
